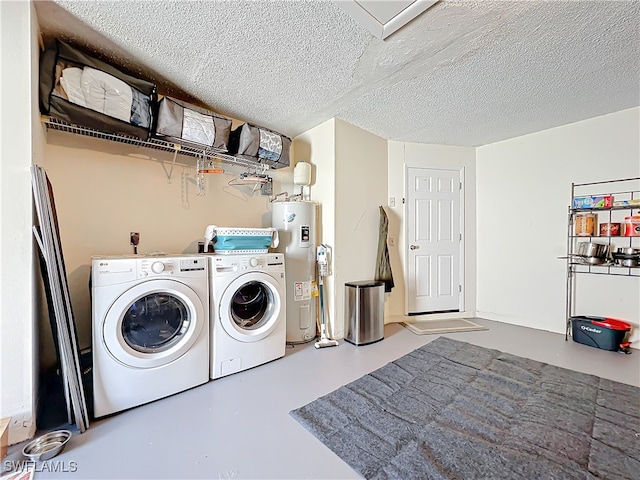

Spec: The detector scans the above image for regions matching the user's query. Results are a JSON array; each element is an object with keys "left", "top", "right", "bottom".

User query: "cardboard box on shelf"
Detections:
[
  {"left": 613, "top": 198, "right": 640, "bottom": 207},
  {"left": 572, "top": 195, "right": 614, "bottom": 209}
]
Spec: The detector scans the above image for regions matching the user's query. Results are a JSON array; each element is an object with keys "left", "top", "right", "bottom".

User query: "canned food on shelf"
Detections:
[
  {"left": 599, "top": 222, "right": 621, "bottom": 236},
  {"left": 575, "top": 212, "right": 596, "bottom": 236},
  {"left": 623, "top": 216, "right": 640, "bottom": 237}
]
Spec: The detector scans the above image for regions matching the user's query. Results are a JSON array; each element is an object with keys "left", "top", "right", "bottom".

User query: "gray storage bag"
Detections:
[
  {"left": 39, "top": 39, "right": 156, "bottom": 140},
  {"left": 228, "top": 123, "right": 291, "bottom": 169},
  {"left": 154, "top": 97, "right": 232, "bottom": 152}
]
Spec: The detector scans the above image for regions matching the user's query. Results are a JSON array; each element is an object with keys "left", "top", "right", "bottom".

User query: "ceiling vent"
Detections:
[{"left": 337, "top": 0, "right": 439, "bottom": 40}]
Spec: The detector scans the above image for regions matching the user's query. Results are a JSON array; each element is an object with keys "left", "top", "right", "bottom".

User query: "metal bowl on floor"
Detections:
[{"left": 22, "top": 430, "right": 72, "bottom": 462}]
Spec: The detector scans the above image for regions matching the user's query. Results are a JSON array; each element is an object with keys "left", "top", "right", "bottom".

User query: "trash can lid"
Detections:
[{"left": 345, "top": 280, "right": 385, "bottom": 288}]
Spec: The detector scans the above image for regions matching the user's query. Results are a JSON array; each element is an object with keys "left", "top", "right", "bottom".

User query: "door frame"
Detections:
[{"left": 404, "top": 164, "right": 466, "bottom": 315}]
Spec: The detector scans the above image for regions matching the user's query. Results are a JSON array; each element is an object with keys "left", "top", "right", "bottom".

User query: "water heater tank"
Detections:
[{"left": 271, "top": 201, "right": 317, "bottom": 343}]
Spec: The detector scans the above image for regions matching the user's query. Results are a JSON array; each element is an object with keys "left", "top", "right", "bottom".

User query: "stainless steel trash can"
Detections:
[{"left": 344, "top": 281, "right": 385, "bottom": 346}]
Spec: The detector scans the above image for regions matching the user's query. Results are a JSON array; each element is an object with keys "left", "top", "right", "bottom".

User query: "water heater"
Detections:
[{"left": 271, "top": 201, "right": 317, "bottom": 343}]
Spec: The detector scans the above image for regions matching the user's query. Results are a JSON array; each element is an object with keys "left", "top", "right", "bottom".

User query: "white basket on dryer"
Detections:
[{"left": 203, "top": 225, "right": 279, "bottom": 254}]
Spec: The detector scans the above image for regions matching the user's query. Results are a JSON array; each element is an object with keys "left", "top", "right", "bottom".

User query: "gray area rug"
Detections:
[{"left": 290, "top": 337, "right": 640, "bottom": 479}]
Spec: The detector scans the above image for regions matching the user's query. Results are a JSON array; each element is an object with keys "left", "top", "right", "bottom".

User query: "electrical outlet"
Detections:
[{"left": 130, "top": 232, "right": 140, "bottom": 246}]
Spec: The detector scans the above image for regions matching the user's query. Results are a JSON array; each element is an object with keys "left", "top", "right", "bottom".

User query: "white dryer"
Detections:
[
  {"left": 91, "top": 255, "right": 209, "bottom": 417},
  {"left": 207, "top": 253, "right": 286, "bottom": 379}
]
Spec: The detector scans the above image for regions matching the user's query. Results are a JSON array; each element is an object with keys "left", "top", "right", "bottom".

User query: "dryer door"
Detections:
[
  {"left": 103, "top": 280, "right": 204, "bottom": 368},
  {"left": 219, "top": 272, "right": 283, "bottom": 342}
]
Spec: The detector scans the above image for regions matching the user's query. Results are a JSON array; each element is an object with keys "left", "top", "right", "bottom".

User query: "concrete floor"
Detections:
[{"left": 6, "top": 319, "right": 640, "bottom": 479}]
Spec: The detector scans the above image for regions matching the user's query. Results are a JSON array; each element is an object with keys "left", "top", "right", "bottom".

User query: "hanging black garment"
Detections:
[{"left": 375, "top": 206, "right": 394, "bottom": 293}]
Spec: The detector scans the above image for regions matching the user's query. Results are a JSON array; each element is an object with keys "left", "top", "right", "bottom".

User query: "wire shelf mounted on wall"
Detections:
[{"left": 41, "top": 116, "right": 267, "bottom": 180}]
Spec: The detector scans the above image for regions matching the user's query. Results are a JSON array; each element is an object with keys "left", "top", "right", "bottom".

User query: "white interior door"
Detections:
[{"left": 405, "top": 166, "right": 463, "bottom": 314}]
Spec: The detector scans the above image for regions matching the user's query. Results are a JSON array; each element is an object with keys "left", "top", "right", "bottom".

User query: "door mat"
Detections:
[{"left": 401, "top": 318, "right": 488, "bottom": 335}]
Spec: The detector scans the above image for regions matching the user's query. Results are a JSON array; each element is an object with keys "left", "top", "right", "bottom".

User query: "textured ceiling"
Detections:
[{"left": 35, "top": 0, "right": 640, "bottom": 147}]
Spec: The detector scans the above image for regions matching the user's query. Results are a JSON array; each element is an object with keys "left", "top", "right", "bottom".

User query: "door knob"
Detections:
[{"left": 410, "top": 245, "right": 419, "bottom": 250}]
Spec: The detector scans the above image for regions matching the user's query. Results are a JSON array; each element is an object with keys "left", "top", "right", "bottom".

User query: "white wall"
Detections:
[
  {"left": 0, "top": 0, "right": 40, "bottom": 444},
  {"left": 387, "top": 141, "right": 477, "bottom": 319},
  {"left": 293, "top": 119, "right": 387, "bottom": 339},
  {"left": 476, "top": 107, "right": 640, "bottom": 344},
  {"left": 333, "top": 119, "right": 387, "bottom": 338}
]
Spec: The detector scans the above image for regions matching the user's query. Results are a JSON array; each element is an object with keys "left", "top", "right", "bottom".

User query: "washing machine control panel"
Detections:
[
  {"left": 93, "top": 255, "right": 207, "bottom": 284},
  {"left": 140, "top": 259, "right": 175, "bottom": 277},
  {"left": 136, "top": 256, "right": 207, "bottom": 277},
  {"left": 151, "top": 261, "right": 165, "bottom": 274}
]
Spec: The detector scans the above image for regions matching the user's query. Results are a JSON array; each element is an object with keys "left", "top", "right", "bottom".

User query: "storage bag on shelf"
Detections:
[
  {"left": 154, "top": 96, "right": 232, "bottom": 152},
  {"left": 228, "top": 123, "right": 291, "bottom": 169},
  {"left": 39, "top": 39, "right": 157, "bottom": 140}
]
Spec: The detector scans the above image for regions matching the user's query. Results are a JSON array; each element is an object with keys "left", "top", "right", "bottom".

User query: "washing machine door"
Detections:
[
  {"left": 103, "top": 280, "right": 204, "bottom": 368},
  {"left": 219, "top": 272, "right": 283, "bottom": 342}
]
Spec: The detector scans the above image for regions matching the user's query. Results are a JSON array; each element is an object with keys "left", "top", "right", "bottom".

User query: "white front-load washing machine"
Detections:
[
  {"left": 91, "top": 254, "right": 209, "bottom": 417},
  {"left": 207, "top": 253, "right": 286, "bottom": 379}
]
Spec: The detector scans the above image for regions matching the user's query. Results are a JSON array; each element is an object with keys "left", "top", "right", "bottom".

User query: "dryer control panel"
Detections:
[{"left": 213, "top": 253, "right": 284, "bottom": 274}]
